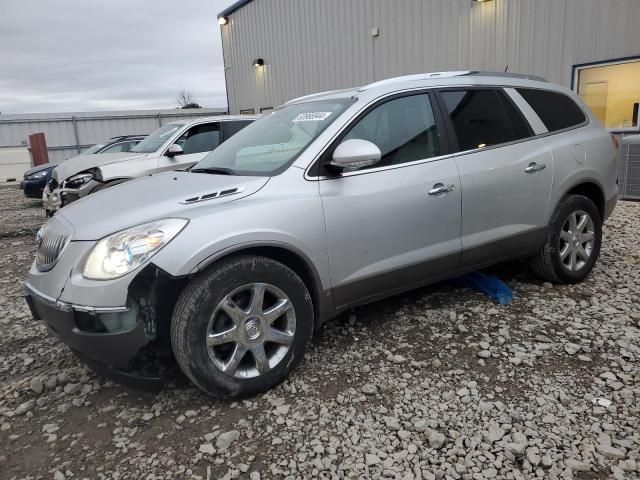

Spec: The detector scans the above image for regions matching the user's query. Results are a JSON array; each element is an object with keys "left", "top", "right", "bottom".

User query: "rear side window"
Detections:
[
  {"left": 440, "top": 89, "right": 531, "bottom": 151},
  {"left": 517, "top": 88, "right": 587, "bottom": 132},
  {"left": 222, "top": 120, "right": 253, "bottom": 141}
]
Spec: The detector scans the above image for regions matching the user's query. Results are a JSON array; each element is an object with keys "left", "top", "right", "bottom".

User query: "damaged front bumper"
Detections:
[
  {"left": 24, "top": 283, "right": 149, "bottom": 368},
  {"left": 42, "top": 179, "right": 101, "bottom": 214}
]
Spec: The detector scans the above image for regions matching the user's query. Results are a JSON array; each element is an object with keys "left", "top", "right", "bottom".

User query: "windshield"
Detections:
[
  {"left": 193, "top": 99, "right": 353, "bottom": 176},
  {"left": 131, "top": 123, "right": 183, "bottom": 153},
  {"left": 84, "top": 143, "right": 105, "bottom": 154}
]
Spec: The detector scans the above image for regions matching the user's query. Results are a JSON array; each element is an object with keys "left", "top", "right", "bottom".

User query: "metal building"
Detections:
[
  {"left": 0, "top": 108, "right": 226, "bottom": 164},
  {"left": 218, "top": 0, "right": 640, "bottom": 133}
]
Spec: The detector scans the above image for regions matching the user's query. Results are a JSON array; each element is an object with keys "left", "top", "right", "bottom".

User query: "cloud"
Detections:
[{"left": 0, "top": 0, "right": 237, "bottom": 114}]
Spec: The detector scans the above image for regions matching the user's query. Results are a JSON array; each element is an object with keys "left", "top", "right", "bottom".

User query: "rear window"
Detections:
[{"left": 517, "top": 88, "right": 587, "bottom": 132}]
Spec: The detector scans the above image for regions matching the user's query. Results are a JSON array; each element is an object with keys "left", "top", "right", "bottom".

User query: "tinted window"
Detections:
[
  {"left": 100, "top": 141, "right": 139, "bottom": 154},
  {"left": 517, "top": 88, "right": 587, "bottom": 132},
  {"left": 177, "top": 123, "right": 220, "bottom": 155},
  {"left": 441, "top": 89, "right": 530, "bottom": 151},
  {"left": 341, "top": 94, "right": 440, "bottom": 169},
  {"left": 222, "top": 120, "right": 253, "bottom": 141}
]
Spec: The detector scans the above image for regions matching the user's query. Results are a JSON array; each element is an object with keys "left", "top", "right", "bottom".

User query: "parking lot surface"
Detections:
[{"left": 0, "top": 187, "right": 638, "bottom": 480}]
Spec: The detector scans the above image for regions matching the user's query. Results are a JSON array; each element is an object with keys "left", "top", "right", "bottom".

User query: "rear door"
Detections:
[
  {"left": 156, "top": 122, "right": 221, "bottom": 173},
  {"left": 436, "top": 88, "right": 553, "bottom": 266},
  {"left": 318, "top": 91, "right": 462, "bottom": 309}
]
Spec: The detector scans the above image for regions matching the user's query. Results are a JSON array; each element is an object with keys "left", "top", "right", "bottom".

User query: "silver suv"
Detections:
[
  {"left": 25, "top": 72, "right": 618, "bottom": 398},
  {"left": 43, "top": 116, "right": 256, "bottom": 214}
]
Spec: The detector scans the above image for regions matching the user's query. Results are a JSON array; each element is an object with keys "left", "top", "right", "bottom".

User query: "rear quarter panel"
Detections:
[{"left": 542, "top": 121, "right": 617, "bottom": 223}]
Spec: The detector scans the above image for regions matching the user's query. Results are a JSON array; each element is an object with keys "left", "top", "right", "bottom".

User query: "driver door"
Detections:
[
  {"left": 318, "top": 92, "right": 462, "bottom": 309},
  {"left": 157, "top": 122, "right": 221, "bottom": 173}
]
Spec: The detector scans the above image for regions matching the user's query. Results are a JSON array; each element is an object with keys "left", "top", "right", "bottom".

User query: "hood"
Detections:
[
  {"left": 24, "top": 163, "right": 55, "bottom": 177},
  {"left": 58, "top": 170, "right": 270, "bottom": 240},
  {"left": 53, "top": 152, "right": 149, "bottom": 181}
]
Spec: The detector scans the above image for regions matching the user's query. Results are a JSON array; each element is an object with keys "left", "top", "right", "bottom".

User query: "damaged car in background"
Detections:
[{"left": 43, "top": 116, "right": 256, "bottom": 215}]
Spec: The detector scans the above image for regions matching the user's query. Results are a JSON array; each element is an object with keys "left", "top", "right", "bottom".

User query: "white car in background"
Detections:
[{"left": 43, "top": 116, "right": 257, "bottom": 214}]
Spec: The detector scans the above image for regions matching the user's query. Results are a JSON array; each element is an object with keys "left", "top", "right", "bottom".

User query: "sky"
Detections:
[{"left": 0, "top": 0, "right": 237, "bottom": 114}]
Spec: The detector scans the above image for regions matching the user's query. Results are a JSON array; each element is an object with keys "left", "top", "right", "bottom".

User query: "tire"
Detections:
[
  {"left": 530, "top": 195, "right": 602, "bottom": 284},
  {"left": 171, "top": 255, "right": 314, "bottom": 398}
]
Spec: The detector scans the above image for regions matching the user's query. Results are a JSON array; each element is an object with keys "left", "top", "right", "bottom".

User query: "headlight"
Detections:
[
  {"left": 83, "top": 218, "right": 188, "bottom": 280},
  {"left": 27, "top": 170, "right": 48, "bottom": 180},
  {"left": 64, "top": 172, "right": 94, "bottom": 189}
]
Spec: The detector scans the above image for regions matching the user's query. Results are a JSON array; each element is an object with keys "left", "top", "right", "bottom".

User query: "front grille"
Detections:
[{"left": 36, "top": 217, "right": 72, "bottom": 271}]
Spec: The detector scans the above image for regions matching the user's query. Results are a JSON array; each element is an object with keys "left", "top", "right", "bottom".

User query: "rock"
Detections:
[
  {"left": 42, "top": 424, "right": 59, "bottom": 434},
  {"left": 457, "top": 324, "right": 468, "bottom": 333},
  {"left": 392, "top": 354, "right": 406, "bottom": 364},
  {"left": 275, "top": 404, "right": 290, "bottom": 415},
  {"left": 526, "top": 447, "right": 541, "bottom": 466},
  {"left": 199, "top": 443, "right": 215, "bottom": 455},
  {"left": 249, "top": 473, "right": 260, "bottom": 480},
  {"left": 566, "top": 458, "right": 591, "bottom": 472},
  {"left": 383, "top": 416, "right": 401, "bottom": 430},
  {"left": 505, "top": 442, "right": 526, "bottom": 457},
  {"left": 596, "top": 444, "right": 625, "bottom": 460},
  {"left": 365, "top": 454, "right": 381, "bottom": 466},
  {"left": 53, "top": 471, "right": 65, "bottom": 480},
  {"left": 63, "top": 383, "right": 80, "bottom": 395},
  {"left": 14, "top": 400, "right": 34, "bottom": 416},
  {"left": 216, "top": 430, "right": 239, "bottom": 450},
  {"left": 486, "top": 425, "right": 505, "bottom": 443},
  {"left": 141, "top": 413, "right": 154, "bottom": 421},
  {"left": 30, "top": 377, "right": 44, "bottom": 394},
  {"left": 565, "top": 343, "right": 581, "bottom": 354},
  {"left": 361, "top": 383, "right": 378, "bottom": 395},
  {"left": 428, "top": 430, "right": 446, "bottom": 449},
  {"left": 478, "top": 350, "right": 491, "bottom": 358}
]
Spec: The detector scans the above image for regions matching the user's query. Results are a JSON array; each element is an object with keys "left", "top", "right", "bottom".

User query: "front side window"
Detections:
[
  {"left": 175, "top": 123, "right": 220, "bottom": 155},
  {"left": 341, "top": 94, "right": 440, "bottom": 169},
  {"left": 194, "top": 99, "right": 352, "bottom": 176},
  {"left": 441, "top": 89, "right": 530, "bottom": 151},
  {"left": 131, "top": 124, "right": 183, "bottom": 153},
  {"left": 517, "top": 88, "right": 587, "bottom": 132}
]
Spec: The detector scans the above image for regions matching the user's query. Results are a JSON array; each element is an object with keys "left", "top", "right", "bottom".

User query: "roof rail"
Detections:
[
  {"left": 285, "top": 87, "right": 356, "bottom": 105},
  {"left": 462, "top": 71, "right": 549, "bottom": 82},
  {"left": 359, "top": 70, "right": 549, "bottom": 91},
  {"left": 360, "top": 71, "right": 473, "bottom": 90}
]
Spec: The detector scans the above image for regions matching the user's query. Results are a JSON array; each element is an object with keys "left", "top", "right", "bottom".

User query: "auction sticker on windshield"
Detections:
[{"left": 292, "top": 112, "right": 332, "bottom": 122}]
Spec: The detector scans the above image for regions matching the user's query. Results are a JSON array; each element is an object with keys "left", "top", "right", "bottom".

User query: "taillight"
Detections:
[{"left": 611, "top": 134, "right": 619, "bottom": 150}]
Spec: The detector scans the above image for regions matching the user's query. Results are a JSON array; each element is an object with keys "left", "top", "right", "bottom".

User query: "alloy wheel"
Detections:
[
  {"left": 206, "top": 283, "right": 296, "bottom": 379},
  {"left": 558, "top": 209, "right": 595, "bottom": 272}
]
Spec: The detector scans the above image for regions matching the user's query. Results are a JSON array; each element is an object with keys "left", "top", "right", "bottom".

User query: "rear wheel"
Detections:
[
  {"left": 530, "top": 195, "right": 602, "bottom": 284},
  {"left": 171, "top": 255, "right": 314, "bottom": 398}
]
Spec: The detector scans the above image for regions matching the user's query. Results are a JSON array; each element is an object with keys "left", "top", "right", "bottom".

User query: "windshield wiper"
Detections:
[{"left": 190, "top": 167, "right": 236, "bottom": 175}]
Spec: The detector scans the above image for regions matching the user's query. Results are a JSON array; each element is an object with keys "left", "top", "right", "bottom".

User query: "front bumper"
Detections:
[
  {"left": 24, "top": 283, "right": 149, "bottom": 367},
  {"left": 42, "top": 179, "right": 100, "bottom": 213},
  {"left": 21, "top": 179, "right": 46, "bottom": 198}
]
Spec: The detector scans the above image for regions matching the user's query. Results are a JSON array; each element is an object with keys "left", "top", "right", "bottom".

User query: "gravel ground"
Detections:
[{"left": 0, "top": 187, "right": 638, "bottom": 480}]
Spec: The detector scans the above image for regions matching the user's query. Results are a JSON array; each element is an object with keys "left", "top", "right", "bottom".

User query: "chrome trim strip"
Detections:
[
  {"left": 179, "top": 186, "right": 245, "bottom": 205},
  {"left": 25, "top": 283, "right": 129, "bottom": 314}
]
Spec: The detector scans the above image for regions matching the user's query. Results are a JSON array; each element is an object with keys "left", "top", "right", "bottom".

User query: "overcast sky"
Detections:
[{"left": 0, "top": 0, "right": 237, "bottom": 114}]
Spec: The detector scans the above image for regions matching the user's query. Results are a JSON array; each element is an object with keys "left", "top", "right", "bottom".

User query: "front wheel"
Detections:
[
  {"left": 530, "top": 195, "right": 602, "bottom": 284},
  {"left": 171, "top": 255, "right": 314, "bottom": 398}
]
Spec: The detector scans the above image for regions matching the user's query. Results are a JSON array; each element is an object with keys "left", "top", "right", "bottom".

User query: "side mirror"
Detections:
[
  {"left": 166, "top": 144, "right": 184, "bottom": 157},
  {"left": 329, "top": 139, "right": 381, "bottom": 172}
]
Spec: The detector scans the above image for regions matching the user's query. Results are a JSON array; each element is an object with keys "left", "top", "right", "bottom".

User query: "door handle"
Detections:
[
  {"left": 428, "top": 183, "right": 455, "bottom": 195},
  {"left": 524, "top": 162, "right": 546, "bottom": 173}
]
